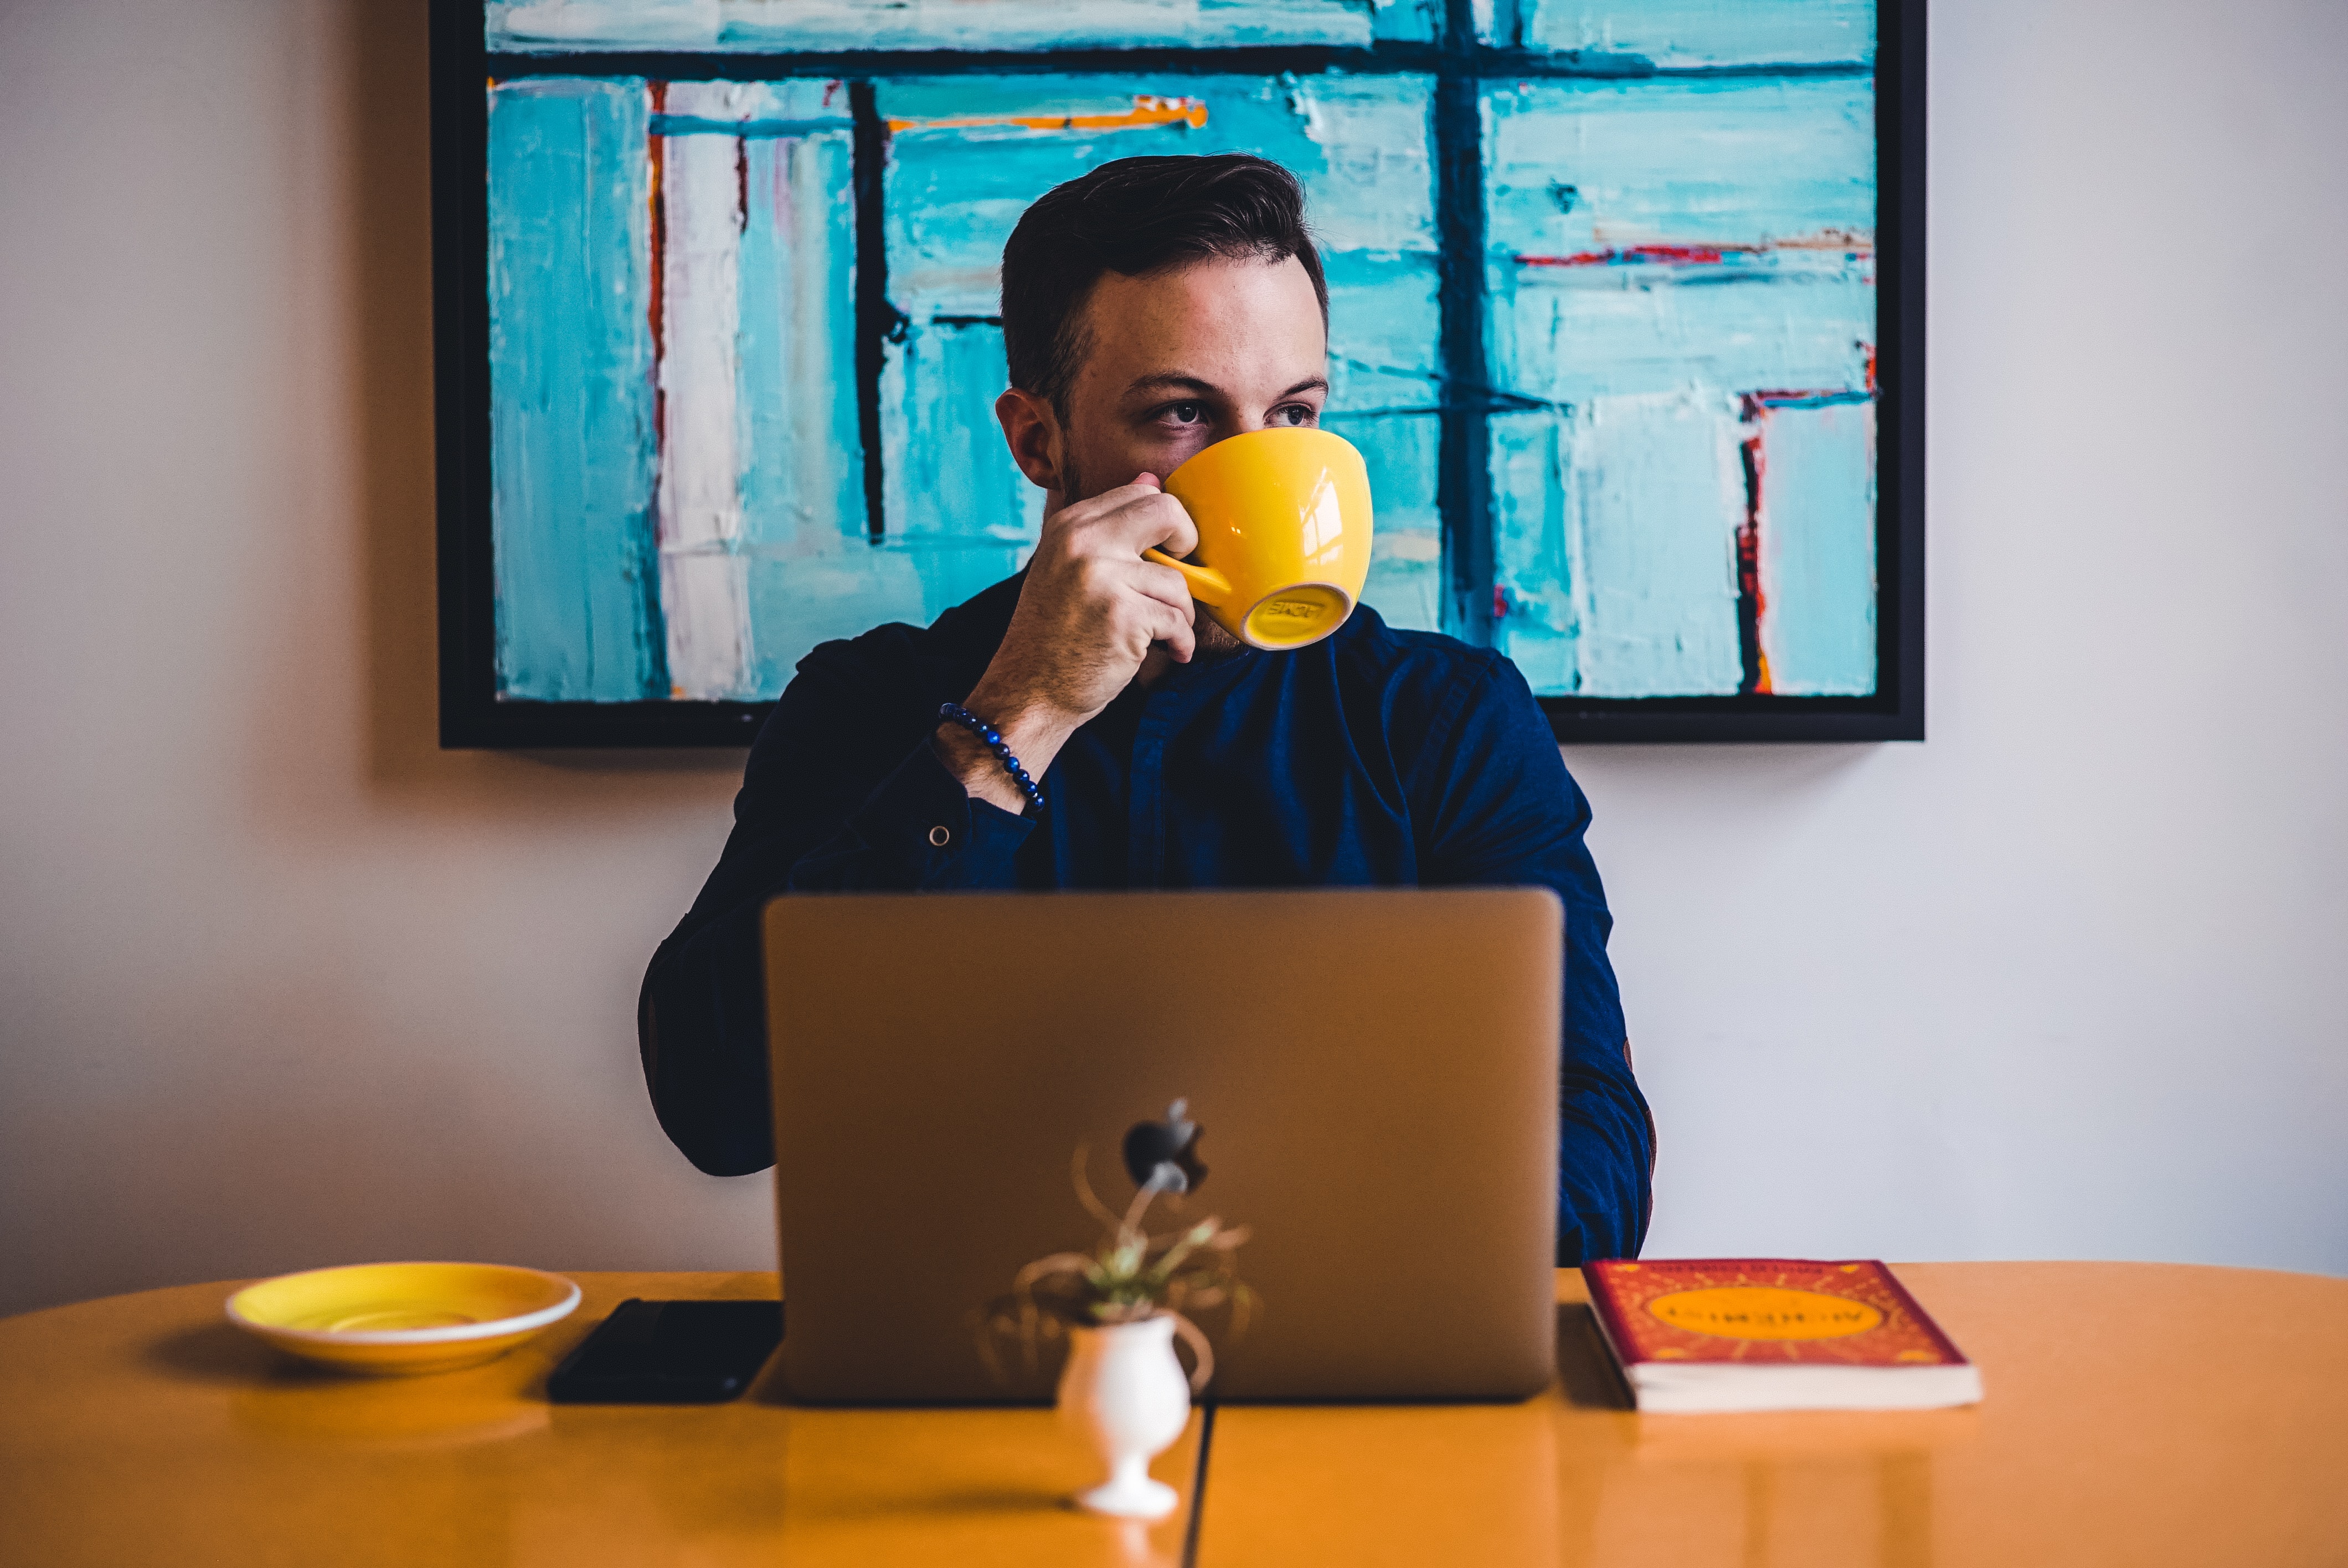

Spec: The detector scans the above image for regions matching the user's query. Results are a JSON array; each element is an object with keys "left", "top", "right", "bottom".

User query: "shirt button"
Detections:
[{"left": 928, "top": 825, "right": 951, "bottom": 847}]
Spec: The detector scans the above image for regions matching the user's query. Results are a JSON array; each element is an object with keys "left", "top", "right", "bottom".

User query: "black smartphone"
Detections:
[{"left": 545, "top": 1299, "right": 783, "bottom": 1404}]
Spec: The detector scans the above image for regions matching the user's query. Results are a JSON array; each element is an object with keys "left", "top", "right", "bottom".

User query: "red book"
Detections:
[{"left": 1582, "top": 1259, "right": 1984, "bottom": 1413}]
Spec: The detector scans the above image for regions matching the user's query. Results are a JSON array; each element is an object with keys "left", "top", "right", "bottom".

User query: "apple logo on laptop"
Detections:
[{"left": 1122, "top": 1098, "right": 1208, "bottom": 1195}]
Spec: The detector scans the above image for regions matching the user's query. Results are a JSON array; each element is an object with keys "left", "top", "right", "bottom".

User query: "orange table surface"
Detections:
[
  {"left": 1, "top": 1263, "right": 2342, "bottom": 1567},
  {"left": 1202, "top": 1262, "right": 2348, "bottom": 1567},
  {"left": 0, "top": 1270, "right": 1199, "bottom": 1568}
]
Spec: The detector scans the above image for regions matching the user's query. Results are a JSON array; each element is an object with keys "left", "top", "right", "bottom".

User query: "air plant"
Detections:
[{"left": 988, "top": 1108, "right": 1253, "bottom": 1392}]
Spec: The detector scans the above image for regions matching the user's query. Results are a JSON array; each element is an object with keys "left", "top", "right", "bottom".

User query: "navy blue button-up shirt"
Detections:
[{"left": 640, "top": 574, "right": 1653, "bottom": 1263}]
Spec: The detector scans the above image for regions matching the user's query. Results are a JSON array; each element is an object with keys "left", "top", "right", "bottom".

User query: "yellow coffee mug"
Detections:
[{"left": 1144, "top": 427, "right": 1374, "bottom": 652}]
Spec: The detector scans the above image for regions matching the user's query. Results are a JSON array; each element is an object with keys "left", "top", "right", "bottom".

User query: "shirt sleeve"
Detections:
[
  {"left": 637, "top": 644, "right": 1035, "bottom": 1176},
  {"left": 1407, "top": 653, "right": 1655, "bottom": 1264}
]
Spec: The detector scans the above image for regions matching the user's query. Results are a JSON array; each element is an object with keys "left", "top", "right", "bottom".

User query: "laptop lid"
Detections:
[{"left": 763, "top": 887, "right": 1561, "bottom": 1403}]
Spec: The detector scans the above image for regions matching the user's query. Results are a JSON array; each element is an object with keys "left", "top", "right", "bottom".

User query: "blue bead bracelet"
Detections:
[{"left": 938, "top": 702, "right": 1046, "bottom": 816}]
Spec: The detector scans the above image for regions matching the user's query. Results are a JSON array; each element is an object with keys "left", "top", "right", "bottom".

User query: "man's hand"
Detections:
[{"left": 936, "top": 476, "right": 1198, "bottom": 813}]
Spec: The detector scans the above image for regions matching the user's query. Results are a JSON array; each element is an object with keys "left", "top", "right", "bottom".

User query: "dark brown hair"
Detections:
[{"left": 1000, "top": 153, "right": 1329, "bottom": 416}]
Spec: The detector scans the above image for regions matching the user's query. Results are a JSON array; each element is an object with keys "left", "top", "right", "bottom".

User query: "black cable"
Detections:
[{"left": 1181, "top": 1396, "right": 1217, "bottom": 1568}]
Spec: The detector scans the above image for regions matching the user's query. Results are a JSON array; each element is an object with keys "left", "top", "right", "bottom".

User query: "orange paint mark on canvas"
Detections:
[{"left": 887, "top": 95, "right": 1208, "bottom": 135}]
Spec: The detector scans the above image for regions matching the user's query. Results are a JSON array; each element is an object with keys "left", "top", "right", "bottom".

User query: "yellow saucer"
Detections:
[{"left": 226, "top": 1262, "right": 581, "bottom": 1376}]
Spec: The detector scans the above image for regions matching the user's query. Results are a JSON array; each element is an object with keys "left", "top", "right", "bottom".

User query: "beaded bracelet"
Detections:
[{"left": 938, "top": 702, "right": 1047, "bottom": 816}]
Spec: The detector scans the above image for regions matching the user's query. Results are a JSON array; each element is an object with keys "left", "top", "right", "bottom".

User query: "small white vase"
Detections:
[{"left": 1057, "top": 1315, "right": 1191, "bottom": 1520}]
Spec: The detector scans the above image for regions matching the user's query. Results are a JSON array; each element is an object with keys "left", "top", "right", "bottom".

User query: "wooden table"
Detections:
[
  {"left": 1204, "top": 1263, "right": 2348, "bottom": 1567},
  {"left": 2, "top": 1265, "right": 2341, "bottom": 1567},
  {"left": 0, "top": 1271, "right": 1201, "bottom": 1568}
]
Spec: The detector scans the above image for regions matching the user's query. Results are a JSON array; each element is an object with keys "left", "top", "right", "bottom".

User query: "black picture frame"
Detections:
[{"left": 432, "top": 0, "right": 1924, "bottom": 748}]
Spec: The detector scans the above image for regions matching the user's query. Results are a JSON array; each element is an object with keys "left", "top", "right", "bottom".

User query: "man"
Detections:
[{"left": 640, "top": 153, "right": 1653, "bottom": 1263}]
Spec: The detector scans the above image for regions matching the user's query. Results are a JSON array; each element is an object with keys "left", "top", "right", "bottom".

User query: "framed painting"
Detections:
[{"left": 431, "top": 0, "right": 1923, "bottom": 746}]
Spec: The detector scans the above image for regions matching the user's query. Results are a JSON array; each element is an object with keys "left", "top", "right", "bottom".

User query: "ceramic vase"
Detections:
[{"left": 1057, "top": 1315, "right": 1190, "bottom": 1519}]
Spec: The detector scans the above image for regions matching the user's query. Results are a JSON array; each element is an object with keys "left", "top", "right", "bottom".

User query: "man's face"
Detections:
[{"left": 1003, "top": 252, "right": 1330, "bottom": 512}]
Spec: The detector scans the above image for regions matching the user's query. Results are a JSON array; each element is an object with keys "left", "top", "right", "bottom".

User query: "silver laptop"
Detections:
[{"left": 761, "top": 887, "right": 1561, "bottom": 1402}]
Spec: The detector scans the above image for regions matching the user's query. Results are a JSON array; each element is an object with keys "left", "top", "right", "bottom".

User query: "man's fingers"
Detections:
[
  {"left": 1118, "top": 575, "right": 1194, "bottom": 656},
  {"left": 1131, "top": 561, "right": 1197, "bottom": 617},
  {"left": 1140, "top": 493, "right": 1201, "bottom": 562},
  {"left": 1151, "top": 604, "right": 1197, "bottom": 664},
  {"left": 1080, "top": 489, "right": 1198, "bottom": 563},
  {"left": 1040, "top": 479, "right": 1157, "bottom": 555},
  {"left": 1083, "top": 477, "right": 1166, "bottom": 513}
]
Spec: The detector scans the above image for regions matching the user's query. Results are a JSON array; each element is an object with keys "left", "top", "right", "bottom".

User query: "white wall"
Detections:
[{"left": 3, "top": 0, "right": 2343, "bottom": 1317}]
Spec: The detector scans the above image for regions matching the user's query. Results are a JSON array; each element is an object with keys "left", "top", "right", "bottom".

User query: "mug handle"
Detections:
[{"left": 1141, "top": 549, "right": 1234, "bottom": 607}]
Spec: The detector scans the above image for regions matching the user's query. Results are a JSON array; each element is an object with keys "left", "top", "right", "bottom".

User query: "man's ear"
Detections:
[{"left": 995, "top": 387, "right": 1067, "bottom": 498}]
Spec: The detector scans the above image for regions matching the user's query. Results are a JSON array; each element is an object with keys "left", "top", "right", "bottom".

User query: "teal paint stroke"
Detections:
[
  {"left": 725, "top": 81, "right": 916, "bottom": 694},
  {"left": 1551, "top": 393, "right": 1745, "bottom": 697},
  {"left": 1497, "top": 260, "right": 1875, "bottom": 409},
  {"left": 485, "top": 0, "right": 1414, "bottom": 54},
  {"left": 1485, "top": 76, "right": 1875, "bottom": 271},
  {"left": 1482, "top": 73, "right": 1876, "bottom": 696},
  {"left": 1756, "top": 400, "right": 1875, "bottom": 694},
  {"left": 1326, "top": 255, "right": 1444, "bottom": 631},
  {"left": 877, "top": 318, "right": 1042, "bottom": 624},
  {"left": 877, "top": 73, "right": 1445, "bottom": 631},
  {"left": 1373, "top": 0, "right": 1443, "bottom": 45},
  {"left": 1479, "top": 0, "right": 1874, "bottom": 66},
  {"left": 487, "top": 76, "right": 664, "bottom": 701}
]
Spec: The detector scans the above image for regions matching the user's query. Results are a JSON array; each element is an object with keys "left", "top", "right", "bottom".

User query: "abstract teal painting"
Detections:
[{"left": 436, "top": 0, "right": 1922, "bottom": 744}]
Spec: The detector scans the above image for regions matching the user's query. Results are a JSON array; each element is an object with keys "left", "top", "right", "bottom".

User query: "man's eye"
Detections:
[
  {"left": 1165, "top": 403, "right": 1204, "bottom": 425},
  {"left": 1273, "top": 404, "right": 1316, "bottom": 427}
]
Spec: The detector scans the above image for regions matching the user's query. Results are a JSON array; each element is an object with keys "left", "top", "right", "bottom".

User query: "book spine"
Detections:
[
  {"left": 1576, "top": 1280, "right": 1644, "bottom": 1409},
  {"left": 1579, "top": 1266, "right": 1644, "bottom": 1374}
]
